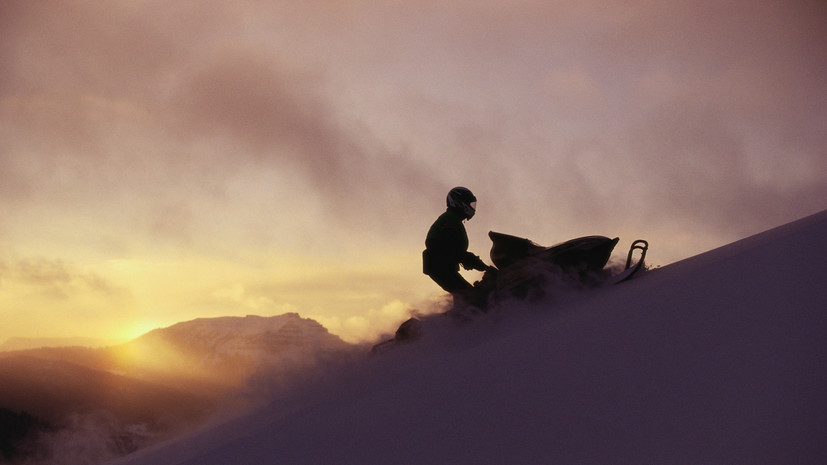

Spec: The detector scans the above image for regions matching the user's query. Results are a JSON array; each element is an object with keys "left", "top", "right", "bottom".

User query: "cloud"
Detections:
[
  {"left": 4, "top": 0, "right": 820, "bottom": 244},
  {"left": 164, "top": 47, "right": 447, "bottom": 226},
  {"left": 0, "top": 0, "right": 824, "bottom": 343},
  {"left": 0, "top": 257, "right": 128, "bottom": 301},
  {"left": 1, "top": 0, "right": 447, "bottom": 243},
  {"left": 0, "top": 255, "right": 139, "bottom": 341},
  {"left": 168, "top": 50, "right": 355, "bottom": 187},
  {"left": 312, "top": 299, "right": 414, "bottom": 343}
]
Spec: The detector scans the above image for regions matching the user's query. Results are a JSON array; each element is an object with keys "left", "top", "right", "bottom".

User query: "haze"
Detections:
[{"left": 1, "top": 0, "right": 825, "bottom": 343}]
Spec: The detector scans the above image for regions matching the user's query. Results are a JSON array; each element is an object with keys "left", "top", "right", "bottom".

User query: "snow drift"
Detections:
[{"left": 113, "top": 210, "right": 827, "bottom": 465}]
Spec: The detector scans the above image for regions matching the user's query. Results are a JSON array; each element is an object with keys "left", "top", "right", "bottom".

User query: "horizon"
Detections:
[
  {"left": 3, "top": 209, "right": 823, "bottom": 350},
  {"left": 2, "top": 0, "right": 825, "bottom": 345},
  {"left": 0, "top": 312, "right": 350, "bottom": 351},
  {"left": 1, "top": 191, "right": 824, "bottom": 465}
]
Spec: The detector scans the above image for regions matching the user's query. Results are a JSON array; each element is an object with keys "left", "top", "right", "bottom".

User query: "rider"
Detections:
[
  {"left": 385, "top": 187, "right": 490, "bottom": 344},
  {"left": 422, "top": 187, "right": 490, "bottom": 296}
]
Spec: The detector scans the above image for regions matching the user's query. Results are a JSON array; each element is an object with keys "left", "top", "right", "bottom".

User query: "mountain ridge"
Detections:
[
  {"left": 0, "top": 313, "right": 356, "bottom": 464},
  {"left": 0, "top": 337, "right": 127, "bottom": 352}
]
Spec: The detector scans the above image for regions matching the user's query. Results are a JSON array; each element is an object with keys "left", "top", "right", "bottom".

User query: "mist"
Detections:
[
  {"left": 0, "top": 2, "right": 825, "bottom": 457},
  {"left": 2, "top": 0, "right": 823, "bottom": 257},
  {"left": 0, "top": 314, "right": 362, "bottom": 465}
]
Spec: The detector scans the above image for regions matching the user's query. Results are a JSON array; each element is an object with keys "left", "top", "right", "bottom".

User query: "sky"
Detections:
[{"left": 1, "top": 0, "right": 825, "bottom": 344}]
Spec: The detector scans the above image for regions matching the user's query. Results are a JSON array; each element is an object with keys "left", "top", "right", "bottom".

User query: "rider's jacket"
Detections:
[{"left": 423, "top": 208, "right": 473, "bottom": 275}]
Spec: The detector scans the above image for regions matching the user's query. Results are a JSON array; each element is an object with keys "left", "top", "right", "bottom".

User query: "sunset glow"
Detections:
[{"left": 1, "top": 0, "right": 824, "bottom": 345}]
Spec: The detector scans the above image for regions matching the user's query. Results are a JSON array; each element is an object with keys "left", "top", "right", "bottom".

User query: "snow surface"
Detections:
[{"left": 113, "top": 210, "right": 827, "bottom": 465}]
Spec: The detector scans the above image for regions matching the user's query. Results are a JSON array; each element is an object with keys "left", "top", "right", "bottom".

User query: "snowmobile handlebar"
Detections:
[
  {"left": 461, "top": 253, "right": 491, "bottom": 272},
  {"left": 625, "top": 239, "right": 649, "bottom": 270}
]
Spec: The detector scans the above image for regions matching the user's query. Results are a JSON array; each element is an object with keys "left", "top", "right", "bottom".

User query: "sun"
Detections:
[{"left": 113, "top": 320, "right": 163, "bottom": 342}]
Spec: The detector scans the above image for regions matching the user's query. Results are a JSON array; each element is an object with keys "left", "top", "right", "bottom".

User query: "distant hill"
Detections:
[
  {"left": 0, "top": 313, "right": 355, "bottom": 464},
  {"left": 0, "top": 337, "right": 126, "bottom": 352},
  {"left": 115, "top": 313, "right": 355, "bottom": 392},
  {"left": 132, "top": 313, "right": 350, "bottom": 369}
]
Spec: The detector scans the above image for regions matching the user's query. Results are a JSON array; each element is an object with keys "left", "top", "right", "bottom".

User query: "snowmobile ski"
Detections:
[
  {"left": 612, "top": 239, "right": 648, "bottom": 284},
  {"left": 370, "top": 317, "right": 423, "bottom": 354}
]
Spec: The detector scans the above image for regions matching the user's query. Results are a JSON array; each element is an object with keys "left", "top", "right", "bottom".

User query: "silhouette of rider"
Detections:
[{"left": 422, "top": 187, "right": 490, "bottom": 295}]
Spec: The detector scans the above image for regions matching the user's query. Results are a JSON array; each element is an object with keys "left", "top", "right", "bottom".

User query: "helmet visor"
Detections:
[{"left": 466, "top": 201, "right": 477, "bottom": 219}]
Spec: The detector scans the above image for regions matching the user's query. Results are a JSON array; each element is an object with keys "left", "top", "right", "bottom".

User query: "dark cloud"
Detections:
[
  {"left": 0, "top": 2, "right": 436, "bottom": 246},
  {"left": 165, "top": 48, "right": 445, "bottom": 228},
  {"left": 0, "top": 0, "right": 824, "bottom": 261},
  {"left": 0, "top": 2, "right": 177, "bottom": 96},
  {"left": 2, "top": 258, "right": 128, "bottom": 300},
  {"left": 169, "top": 51, "right": 353, "bottom": 186}
]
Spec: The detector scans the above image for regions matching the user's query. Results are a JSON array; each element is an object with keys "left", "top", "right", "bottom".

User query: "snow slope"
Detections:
[{"left": 114, "top": 210, "right": 827, "bottom": 465}]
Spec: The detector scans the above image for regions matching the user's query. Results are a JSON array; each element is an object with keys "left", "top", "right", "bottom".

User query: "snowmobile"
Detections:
[
  {"left": 482, "top": 231, "right": 648, "bottom": 298},
  {"left": 371, "top": 232, "right": 648, "bottom": 353}
]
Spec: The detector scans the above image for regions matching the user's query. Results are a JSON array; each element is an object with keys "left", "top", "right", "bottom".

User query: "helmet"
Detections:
[{"left": 447, "top": 186, "right": 477, "bottom": 219}]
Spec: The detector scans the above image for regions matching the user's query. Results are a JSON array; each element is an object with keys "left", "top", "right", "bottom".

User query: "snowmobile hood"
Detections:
[{"left": 488, "top": 231, "right": 619, "bottom": 272}]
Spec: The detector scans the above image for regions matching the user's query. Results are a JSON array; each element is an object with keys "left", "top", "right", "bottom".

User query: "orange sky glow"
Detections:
[{"left": 1, "top": 0, "right": 825, "bottom": 344}]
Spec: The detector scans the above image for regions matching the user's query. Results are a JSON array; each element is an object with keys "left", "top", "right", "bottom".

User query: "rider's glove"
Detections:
[{"left": 461, "top": 253, "right": 489, "bottom": 272}]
